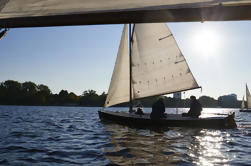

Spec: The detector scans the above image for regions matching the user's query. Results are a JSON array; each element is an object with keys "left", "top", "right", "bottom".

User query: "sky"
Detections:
[{"left": 0, "top": 21, "right": 251, "bottom": 100}]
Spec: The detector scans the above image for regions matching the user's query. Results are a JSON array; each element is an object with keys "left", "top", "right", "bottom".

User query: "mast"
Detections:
[
  {"left": 129, "top": 23, "right": 133, "bottom": 111},
  {"left": 246, "top": 83, "right": 250, "bottom": 110},
  {"left": 246, "top": 84, "right": 247, "bottom": 110}
]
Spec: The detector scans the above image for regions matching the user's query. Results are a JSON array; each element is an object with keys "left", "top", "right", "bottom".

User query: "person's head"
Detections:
[
  {"left": 190, "top": 95, "right": 196, "bottom": 101},
  {"left": 157, "top": 96, "right": 165, "bottom": 104}
]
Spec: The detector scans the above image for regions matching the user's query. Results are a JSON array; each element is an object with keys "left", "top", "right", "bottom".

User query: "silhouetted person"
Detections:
[
  {"left": 150, "top": 98, "right": 166, "bottom": 119},
  {"left": 182, "top": 96, "right": 202, "bottom": 118},
  {"left": 135, "top": 107, "right": 144, "bottom": 115}
]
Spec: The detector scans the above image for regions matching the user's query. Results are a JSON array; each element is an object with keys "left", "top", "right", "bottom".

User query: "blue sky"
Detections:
[{"left": 0, "top": 21, "right": 251, "bottom": 100}]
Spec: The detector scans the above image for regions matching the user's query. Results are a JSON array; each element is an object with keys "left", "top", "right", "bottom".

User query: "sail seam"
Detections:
[
  {"left": 159, "top": 34, "right": 173, "bottom": 41},
  {"left": 175, "top": 59, "right": 185, "bottom": 64}
]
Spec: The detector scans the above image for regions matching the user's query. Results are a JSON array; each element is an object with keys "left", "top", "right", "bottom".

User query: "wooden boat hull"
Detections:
[
  {"left": 98, "top": 110, "right": 237, "bottom": 129},
  {"left": 240, "top": 109, "right": 251, "bottom": 112}
]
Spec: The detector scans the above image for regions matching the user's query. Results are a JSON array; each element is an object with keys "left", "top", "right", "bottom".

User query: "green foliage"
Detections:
[
  {"left": 79, "top": 90, "right": 106, "bottom": 106},
  {"left": 0, "top": 80, "right": 22, "bottom": 104},
  {"left": 38, "top": 84, "right": 51, "bottom": 94},
  {"left": 0, "top": 80, "right": 106, "bottom": 106}
]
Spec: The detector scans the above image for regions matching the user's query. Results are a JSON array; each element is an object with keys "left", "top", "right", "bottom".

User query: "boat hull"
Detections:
[
  {"left": 98, "top": 110, "right": 237, "bottom": 129},
  {"left": 240, "top": 109, "right": 251, "bottom": 112}
]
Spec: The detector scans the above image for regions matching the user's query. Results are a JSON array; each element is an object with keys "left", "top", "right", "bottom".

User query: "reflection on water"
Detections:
[
  {"left": 103, "top": 108, "right": 251, "bottom": 165},
  {"left": 103, "top": 124, "right": 238, "bottom": 165},
  {"left": 190, "top": 130, "right": 233, "bottom": 166},
  {"left": 0, "top": 106, "right": 251, "bottom": 165},
  {"left": 104, "top": 125, "right": 182, "bottom": 165}
]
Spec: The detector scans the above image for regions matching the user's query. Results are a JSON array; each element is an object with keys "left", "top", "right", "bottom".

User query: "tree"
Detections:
[
  {"left": 2, "top": 80, "right": 22, "bottom": 104},
  {"left": 68, "top": 92, "right": 79, "bottom": 104},
  {"left": 22, "top": 81, "right": 38, "bottom": 95},
  {"left": 38, "top": 84, "right": 51, "bottom": 95},
  {"left": 0, "top": 83, "right": 5, "bottom": 104},
  {"left": 21, "top": 81, "right": 38, "bottom": 105},
  {"left": 82, "top": 90, "right": 98, "bottom": 97},
  {"left": 80, "top": 90, "right": 100, "bottom": 106},
  {"left": 37, "top": 84, "right": 51, "bottom": 105},
  {"left": 3, "top": 80, "right": 21, "bottom": 92},
  {"left": 58, "top": 90, "right": 69, "bottom": 105}
]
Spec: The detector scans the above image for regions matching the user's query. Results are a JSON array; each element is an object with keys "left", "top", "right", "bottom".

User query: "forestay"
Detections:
[
  {"left": 246, "top": 84, "right": 251, "bottom": 108},
  {"left": 104, "top": 25, "right": 130, "bottom": 108},
  {"left": 131, "top": 23, "right": 199, "bottom": 99}
]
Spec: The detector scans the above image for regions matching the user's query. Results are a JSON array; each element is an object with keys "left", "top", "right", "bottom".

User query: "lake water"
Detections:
[{"left": 0, "top": 105, "right": 250, "bottom": 166}]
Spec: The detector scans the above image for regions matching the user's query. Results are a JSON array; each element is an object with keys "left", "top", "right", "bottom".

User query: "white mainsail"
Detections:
[
  {"left": 104, "top": 25, "right": 130, "bottom": 108},
  {"left": 241, "top": 96, "right": 245, "bottom": 111},
  {"left": 105, "top": 23, "right": 199, "bottom": 107},
  {"left": 246, "top": 84, "right": 251, "bottom": 109},
  {"left": 131, "top": 23, "right": 199, "bottom": 99}
]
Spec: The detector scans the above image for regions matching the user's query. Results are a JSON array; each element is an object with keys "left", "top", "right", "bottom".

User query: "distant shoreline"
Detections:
[{"left": 0, "top": 80, "right": 243, "bottom": 108}]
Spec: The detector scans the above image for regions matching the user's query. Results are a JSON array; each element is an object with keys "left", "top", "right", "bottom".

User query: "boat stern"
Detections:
[{"left": 224, "top": 113, "right": 237, "bottom": 128}]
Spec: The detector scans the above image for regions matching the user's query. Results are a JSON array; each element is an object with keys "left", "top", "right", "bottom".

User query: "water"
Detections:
[{"left": 0, "top": 106, "right": 251, "bottom": 166}]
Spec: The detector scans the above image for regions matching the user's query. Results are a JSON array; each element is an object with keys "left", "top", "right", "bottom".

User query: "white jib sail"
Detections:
[
  {"left": 131, "top": 23, "right": 199, "bottom": 99},
  {"left": 104, "top": 25, "right": 130, "bottom": 107},
  {"left": 246, "top": 84, "right": 251, "bottom": 109},
  {"left": 241, "top": 96, "right": 245, "bottom": 110}
]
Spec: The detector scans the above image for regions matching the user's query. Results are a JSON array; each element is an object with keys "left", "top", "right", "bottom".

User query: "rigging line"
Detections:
[
  {"left": 131, "top": 24, "right": 135, "bottom": 44},
  {"left": 0, "top": 28, "right": 7, "bottom": 40}
]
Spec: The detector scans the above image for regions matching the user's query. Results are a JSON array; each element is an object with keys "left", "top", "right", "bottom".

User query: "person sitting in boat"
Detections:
[
  {"left": 136, "top": 107, "right": 144, "bottom": 115},
  {"left": 150, "top": 97, "right": 167, "bottom": 119},
  {"left": 134, "top": 103, "right": 144, "bottom": 115},
  {"left": 182, "top": 95, "right": 202, "bottom": 118}
]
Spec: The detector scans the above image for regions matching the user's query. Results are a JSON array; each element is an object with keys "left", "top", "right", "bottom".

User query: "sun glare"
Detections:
[{"left": 192, "top": 27, "right": 221, "bottom": 57}]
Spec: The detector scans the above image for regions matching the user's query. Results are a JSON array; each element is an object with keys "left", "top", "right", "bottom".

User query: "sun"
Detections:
[{"left": 192, "top": 27, "right": 221, "bottom": 57}]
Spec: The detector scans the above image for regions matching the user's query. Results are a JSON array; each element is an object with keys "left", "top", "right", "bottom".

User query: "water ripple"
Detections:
[{"left": 0, "top": 106, "right": 251, "bottom": 165}]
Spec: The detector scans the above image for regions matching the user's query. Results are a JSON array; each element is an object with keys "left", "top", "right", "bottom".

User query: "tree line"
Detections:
[
  {"left": 0, "top": 80, "right": 105, "bottom": 106},
  {"left": 0, "top": 80, "right": 243, "bottom": 108}
]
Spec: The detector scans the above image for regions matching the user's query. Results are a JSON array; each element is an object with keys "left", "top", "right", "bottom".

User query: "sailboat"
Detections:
[
  {"left": 240, "top": 84, "right": 251, "bottom": 112},
  {"left": 99, "top": 23, "right": 236, "bottom": 129}
]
